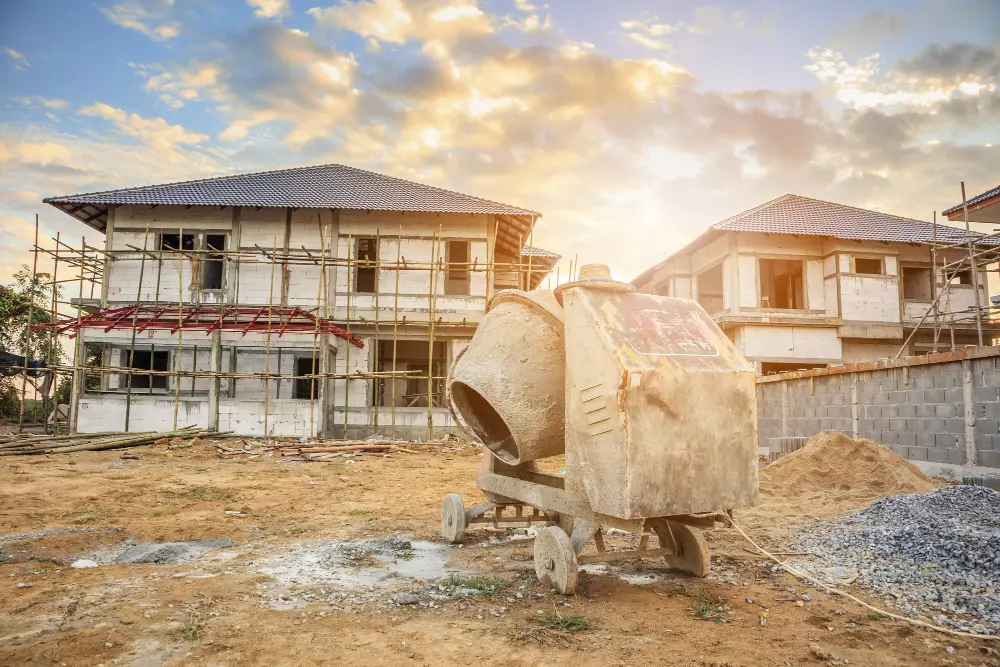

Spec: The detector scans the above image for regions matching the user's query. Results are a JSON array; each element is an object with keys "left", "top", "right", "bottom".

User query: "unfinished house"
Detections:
[
  {"left": 633, "top": 195, "right": 1000, "bottom": 374},
  {"left": 43, "top": 164, "right": 558, "bottom": 438}
]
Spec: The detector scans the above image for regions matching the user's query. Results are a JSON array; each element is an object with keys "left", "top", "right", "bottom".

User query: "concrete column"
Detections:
[
  {"left": 69, "top": 334, "right": 85, "bottom": 435},
  {"left": 962, "top": 359, "right": 976, "bottom": 465},
  {"left": 780, "top": 381, "right": 788, "bottom": 437},
  {"left": 851, "top": 374, "right": 860, "bottom": 439},
  {"left": 317, "top": 335, "right": 333, "bottom": 437},
  {"left": 208, "top": 331, "right": 221, "bottom": 431}
]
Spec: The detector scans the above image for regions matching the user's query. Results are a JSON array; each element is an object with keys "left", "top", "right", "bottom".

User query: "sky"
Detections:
[{"left": 1, "top": 0, "right": 999, "bottom": 286}]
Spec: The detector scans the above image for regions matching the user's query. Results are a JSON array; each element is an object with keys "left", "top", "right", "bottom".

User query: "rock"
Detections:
[
  {"left": 394, "top": 593, "right": 420, "bottom": 605},
  {"left": 71, "top": 559, "right": 98, "bottom": 568}
]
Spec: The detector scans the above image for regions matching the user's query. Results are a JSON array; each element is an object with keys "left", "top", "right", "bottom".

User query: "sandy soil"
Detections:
[{"left": 0, "top": 435, "right": 994, "bottom": 667}]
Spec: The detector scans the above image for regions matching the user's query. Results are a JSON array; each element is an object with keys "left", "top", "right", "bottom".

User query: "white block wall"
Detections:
[
  {"left": 219, "top": 399, "right": 319, "bottom": 437},
  {"left": 76, "top": 396, "right": 209, "bottom": 433}
]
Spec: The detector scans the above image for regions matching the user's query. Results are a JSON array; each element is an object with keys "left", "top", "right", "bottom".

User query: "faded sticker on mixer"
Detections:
[{"left": 620, "top": 304, "right": 719, "bottom": 357}]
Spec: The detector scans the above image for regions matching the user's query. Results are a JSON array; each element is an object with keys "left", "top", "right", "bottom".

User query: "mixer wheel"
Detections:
[
  {"left": 533, "top": 526, "right": 578, "bottom": 595},
  {"left": 650, "top": 520, "right": 710, "bottom": 578},
  {"left": 441, "top": 493, "right": 466, "bottom": 544}
]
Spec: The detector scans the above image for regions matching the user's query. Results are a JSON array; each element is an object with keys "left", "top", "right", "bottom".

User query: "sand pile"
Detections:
[{"left": 760, "top": 430, "right": 935, "bottom": 499}]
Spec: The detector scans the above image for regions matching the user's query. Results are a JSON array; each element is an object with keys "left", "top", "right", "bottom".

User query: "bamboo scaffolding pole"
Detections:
[
  {"left": 373, "top": 227, "right": 381, "bottom": 434},
  {"left": 427, "top": 227, "right": 441, "bottom": 441},
  {"left": 172, "top": 226, "right": 185, "bottom": 430},
  {"left": 932, "top": 212, "right": 940, "bottom": 353},
  {"left": 70, "top": 236, "right": 86, "bottom": 435},
  {"left": 18, "top": 214, "right": 41, "bottom": 433},
  {"left": 308, "top": 219, "right": 324, "bottom": 439},
  {"left": 46, "top": 231, "right": 61, "bottom": 434},
  {"left": 264, "top": 236, "right": 278, "bottom": 440},
  {"left": 391, "top": 226, "right": 402, "bottom": 439},
  {"left": 344, "top": 233, "right": 353, "bottom": 438},
  {"left": 124, "top": 226, "right": 149, "bottom": 432}
]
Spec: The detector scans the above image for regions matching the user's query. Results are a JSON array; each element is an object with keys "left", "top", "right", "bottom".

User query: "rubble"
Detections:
[{"left": 793, "top": 485, "right": 1000, "bottom": 635}]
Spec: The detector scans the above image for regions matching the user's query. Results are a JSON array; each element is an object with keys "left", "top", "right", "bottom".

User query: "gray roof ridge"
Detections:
[
  {"left": 713, "top": 192, "right": 987, "bottom": 239},
  {"left": 43, "top": 162, "right": 540, "bottom": 216}
]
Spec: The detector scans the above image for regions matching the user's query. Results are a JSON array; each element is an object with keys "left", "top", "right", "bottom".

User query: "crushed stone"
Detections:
[{"left": 791, "top": 485, "right": 1000, "bottom": 635}]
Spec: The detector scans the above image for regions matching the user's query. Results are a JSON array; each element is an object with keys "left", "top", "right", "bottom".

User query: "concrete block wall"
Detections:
[
  {"left": 757, "top": 347, "right": 1000, "bottom": 468},
  {"left": 77, "top": 396, "right": 209, "bottom": 433}
]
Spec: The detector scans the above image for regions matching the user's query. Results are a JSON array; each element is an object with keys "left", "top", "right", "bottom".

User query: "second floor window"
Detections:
[
  {"left": 759, "top": 258, "right": 804, "bottom": 309},
  {"left": 355, "top": 237, "right": 377, "bottom": 293},
  {"left": 445, "top": 240, "right": 470, "bottom": 295}
]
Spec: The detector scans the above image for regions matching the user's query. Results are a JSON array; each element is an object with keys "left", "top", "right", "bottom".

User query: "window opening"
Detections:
[
  {"left": 759, "top": 259, "right": 804, "bottom": 309},
  {"left": 854, "top": 257, "right": 883, "bottom": 275},
  {"left": 375, "top": 340, "right": 447, "bottom": 407},
  {"left": 160, "top": 233, "right": 195, "bottom": 251},
  {"left": 201, "top": 234, "right": 225, "bottom": 290},
  {"left": 951, "top": 270, "right": 973, "bottom": 285},
  {"left": 355, "top": 237, "right": 377, "bottom": 293},
  {"left": 445, "top": 240, "right": 471, "bottom": 295},
  {"left": 127, "top": 349, "right": 169, "bottom": 390},
  {"left": 902, "top": 266, "right": 932, "bottom": 300},
  {"left": 293, "top": 356, "right": 318, "bottom": 400},
  {"left": 695, "top": 263, "right": 724, "bottom": 314}
]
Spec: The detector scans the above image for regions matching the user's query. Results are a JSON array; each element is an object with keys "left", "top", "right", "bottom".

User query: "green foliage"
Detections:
[
  {"left": 439, "top": 575, "right": 505, "bottom": 596},
  {"left": 0, "top": 265, "right": 63, "bottom": 421},
  {"left": 533, "top": 612, "right": 590, "bottom": 631}
]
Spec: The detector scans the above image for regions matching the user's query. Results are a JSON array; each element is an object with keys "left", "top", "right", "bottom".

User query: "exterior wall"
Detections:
[
  {"left": 77, "top": 396, "right": 209, "bottom": 433},
  {"left": 82, "top": 204, "right": 503, "bottom": 438},
  {"left": 756, "top": 347, "right": 1000, "bottom": 468},
  {"left": 103, "top": 205, "right": 495, "bottom": 322},
  {"left": 733, "top": 325, "right": 841, "bottom": 363},
  {"left": 635, "top": 231, "right": 993, "bottom": 372}
]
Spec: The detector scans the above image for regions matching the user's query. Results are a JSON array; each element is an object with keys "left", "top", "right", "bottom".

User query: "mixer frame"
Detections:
[{"left": 441, "top": 452, "right": 725, "bottom": 594}]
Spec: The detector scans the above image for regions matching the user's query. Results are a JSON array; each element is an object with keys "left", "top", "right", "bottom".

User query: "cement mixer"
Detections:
[{"left": 441, "top": 265, "right": 758, "bottom": 594}]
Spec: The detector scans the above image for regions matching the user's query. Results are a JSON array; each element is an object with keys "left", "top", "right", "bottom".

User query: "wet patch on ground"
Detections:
[{"left": 251, "top": 536, "right": 470, "bottom": 609}]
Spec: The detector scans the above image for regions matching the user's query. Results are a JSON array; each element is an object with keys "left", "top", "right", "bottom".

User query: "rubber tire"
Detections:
[
  {"left": 533, "top": 526, "right": 579, "bottom": 595},
  {"left": 441, "top": 493, "right": 466, "bottom": 544}
]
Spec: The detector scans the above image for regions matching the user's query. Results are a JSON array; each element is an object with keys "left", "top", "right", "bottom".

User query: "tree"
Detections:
[{"left": 0, "top": 265, "right": 61, "bottom": 421}]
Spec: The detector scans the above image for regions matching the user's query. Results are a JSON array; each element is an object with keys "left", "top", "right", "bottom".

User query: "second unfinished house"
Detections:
[{"left": 44, "top": 164, "right": 558, "bottom": 438}]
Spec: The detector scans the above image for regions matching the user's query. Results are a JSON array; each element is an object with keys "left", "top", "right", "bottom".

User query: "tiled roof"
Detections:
[
  {"left": 712, "top": 194, "right": 995, "bottom": 245},
  {"left": 942, "top": 184, "right": 1000, "bottom": 216},
  {"left": 44, "top": 163, "right": 539, "bottom": 232},
  {"left": 521, "top": 245, "right": 561, "bottom": 259}
]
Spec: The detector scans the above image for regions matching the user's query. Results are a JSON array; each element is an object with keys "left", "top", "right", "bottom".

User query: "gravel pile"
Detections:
[{"left": 793, "top": 485, "right": 1000, "bottom": 635}]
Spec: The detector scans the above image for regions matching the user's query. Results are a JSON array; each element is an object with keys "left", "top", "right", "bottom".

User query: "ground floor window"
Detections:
[
  {"left": 293, "top": 356, "right": 318, "bottom": 400},
  {"left": 127, "top": 349, "right": 169, "bottom": 390},
  {"left": 374, "top": 339, "right": 447, "bottom": 407}
]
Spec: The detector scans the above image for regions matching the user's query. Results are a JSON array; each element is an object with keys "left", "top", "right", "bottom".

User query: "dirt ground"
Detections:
[{"left": 1, "top": 435, "right": 996, "bottom": 667}]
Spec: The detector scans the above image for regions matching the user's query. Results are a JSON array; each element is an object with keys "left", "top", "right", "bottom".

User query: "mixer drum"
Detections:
[{"left": 449, "top": 289, "right": 565, "bottom": 465}]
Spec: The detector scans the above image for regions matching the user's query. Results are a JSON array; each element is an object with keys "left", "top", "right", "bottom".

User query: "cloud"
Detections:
[
  {"left": 142, "top": 23, "right": 359, "bottom": 146},
  {"left": 832, "top": 10, "right": 907, "bottom": 51},
  {"left": 78, "top": 103, "right": 209, "bottom": 161},
  {"left": 16, "top": 97, "right": 69, "bottom": 110},
  {"left": 805, "top": 47, "right": 999, "bottom": 116},
  {"left": 101, "top": 0, "right": 181, "bottom": 40},
  {"left": 16, "top": 142, "right": 73, "bottom": 167},
  {"left": 4, "top": 46, "right": 28, "bottom": 70},
  {"left": 308, "top": 0, "right": 494, "bottom": 46},
  {"left": 246, "top": 0, "right": 290, "bottom": 19}
]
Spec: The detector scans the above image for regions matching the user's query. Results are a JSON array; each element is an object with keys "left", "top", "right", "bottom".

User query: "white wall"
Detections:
[{"left": 733, "top": 325, "right": 842, "bottom": 362}]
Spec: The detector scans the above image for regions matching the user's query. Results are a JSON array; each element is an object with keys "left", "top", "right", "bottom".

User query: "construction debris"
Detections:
[
  {"left": 0, "top": 427, "right": 232, "bottom": 456},
  {"left": 214, "top": 438, "right": 475, "bottom": 460}
]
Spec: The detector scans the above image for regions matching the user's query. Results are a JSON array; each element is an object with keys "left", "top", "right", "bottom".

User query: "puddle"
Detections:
[
  {"left": 0, "top": 528, "right": 233, "bottom": 567},
  {"left": 255, "top": 537, "right": 459, "bottom": 590},
  {"left": 252, "top": 536, "right": 468, "bottom": 608}
]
